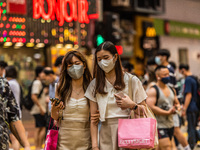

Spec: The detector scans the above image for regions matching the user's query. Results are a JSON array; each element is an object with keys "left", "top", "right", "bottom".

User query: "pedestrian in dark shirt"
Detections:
[
  {"left": 0, "top": 77, "right": 30, "bottom": 150},
  {"left": 179, "top": 64, "right": 199, "bottom": 149},
  {"left": 42, "top": 67, "right": 59, "bottom": 135},
  {"left": 155, "top": 49, "right": 177, "bottom": 88}
]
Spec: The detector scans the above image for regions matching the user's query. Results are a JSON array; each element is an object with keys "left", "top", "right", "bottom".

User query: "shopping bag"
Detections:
[
  {"left": 44, "top": 117, "right": 59, "bottom": 150},
  {"left": 128, "top": 74, "right": 158, "bottom": 148},
  {"left": 118, "top": 108, "right": 157, "bottom": 149}
]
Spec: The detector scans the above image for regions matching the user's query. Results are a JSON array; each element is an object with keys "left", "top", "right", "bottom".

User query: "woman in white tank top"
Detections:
[{"left": 51, "top": 50, "right": 94, "bottom": 150}]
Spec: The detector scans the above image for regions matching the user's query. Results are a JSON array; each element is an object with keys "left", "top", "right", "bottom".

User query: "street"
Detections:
[{"left": 8, "top": 108, "right": 200, "bottom": 150}]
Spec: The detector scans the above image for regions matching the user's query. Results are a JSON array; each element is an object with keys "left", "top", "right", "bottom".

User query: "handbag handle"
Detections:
[
  {"left": 48, "top": 117, "right": 59, "bottom": 130},
  {"left": 128, "top": 74, "right": 147, "bottom": 119},
  {"left": 128, "top": 105, "right": 148, "bottom": 119}
]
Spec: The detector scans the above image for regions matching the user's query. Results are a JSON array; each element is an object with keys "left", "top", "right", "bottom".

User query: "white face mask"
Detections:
[
  {"left": 155, "top": 56, "right": 162, "bottom": 65},
  {"left": 98, "top": 57, "right": 116, "bottom": 73},
  {"left": 67, "top": 65, "right": 84, "bottom": 80}
]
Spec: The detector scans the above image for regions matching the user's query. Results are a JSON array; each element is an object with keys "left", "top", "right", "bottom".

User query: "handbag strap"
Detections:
[
  {"left": 128, "top": 73, "right": 134, "bottom": 100},
  {"left": 48, "top": 117, "right": 59, "bottom": 130},
  {"left": 128, "top": 74, "right": 147, "bottom": 119},
  {"left": 128, "top": 105, "right": 147, "bottom": 119}
]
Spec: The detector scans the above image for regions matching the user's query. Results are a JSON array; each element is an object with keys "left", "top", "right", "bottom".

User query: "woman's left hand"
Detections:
[
  {"left": 91, "top": 110, "right": 100, "bottom": 126},
  {"left": 115, "top": 94, "right": 134, "bottom": 109}
]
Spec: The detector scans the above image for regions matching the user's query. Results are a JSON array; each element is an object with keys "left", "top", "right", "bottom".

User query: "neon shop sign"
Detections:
[{"left": 33, "top": 0, "right": 91, "bottom": 26}]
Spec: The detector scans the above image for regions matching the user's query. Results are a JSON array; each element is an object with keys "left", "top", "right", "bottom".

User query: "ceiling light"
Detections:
[
  {"left": 56, "top": 44, "right": 63, "bottom": 49},
  {"left": 15, "top": 42, "right": 24, "bottom": 47},
  {"left": 4, "top": 42, "right": 12, "bottom": 47},
  {"left": 65, "top": 44, "right": 73, "bottom": 49},
  {"left": 36, "top": 43, "right": 45, "bottom": 48},
  {"left": 26, "top": 42, "right": 34, "bottom": 47},
  {"left": 73, "top": 44, "right": 79, "bottom": 49}
]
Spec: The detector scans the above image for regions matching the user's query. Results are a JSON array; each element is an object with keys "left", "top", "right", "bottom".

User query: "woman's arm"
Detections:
[{"left": 90, "top": 101, "right": 99, "bottom": 150}]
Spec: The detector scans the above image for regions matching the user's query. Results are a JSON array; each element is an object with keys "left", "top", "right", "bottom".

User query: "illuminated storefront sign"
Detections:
[
  {"left": 0, "top": 0, "right": 98, "bottom": 45},
  {"left": 7, "top": 0, "right": 27, "bottom": 15},
  {"left": 33, "top": 0, "right": 91, "bottom": 26},
  {"left": 146, "top": 27, "right": 156, "bottom": 37}
]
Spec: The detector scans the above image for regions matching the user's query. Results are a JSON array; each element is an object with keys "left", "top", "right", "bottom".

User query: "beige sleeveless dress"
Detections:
[{"left": 57, "top": 97, "right": 92, "bottom": 150}]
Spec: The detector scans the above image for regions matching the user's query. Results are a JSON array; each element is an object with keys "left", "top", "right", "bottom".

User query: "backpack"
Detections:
[
  {"left": 152, "top": 85, "right": 175, "bottom": 106},
  {"left": 22, "top": 80, "right": 44, "bottom": 111},
  {"left": 190, "top": 76, "right": 200, "bottom": 110}
]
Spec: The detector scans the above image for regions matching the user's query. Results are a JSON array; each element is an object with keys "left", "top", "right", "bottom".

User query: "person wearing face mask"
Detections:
[
  {"left": 179, "top": 64, "right": 199, "bottom": 150},
  {"left": 42, "top": 68, "right": 59, "bottom": 135},
  {"left": 85, "top": 41, "right": 148, "bottom": 150},
  {"left": 155, "top": 49, "right": 177, "bottom": 89},
  {"left": 54, "top": 55, "right": 64, "bottom": 75},
  {"left": 51, "top": 50, "right": 99, "bottom": 150},
  {"left": 146, "top": 66, "right": 190, "bottom": 150},
  {"left": 155, "top": 49, "right": 188, "bottom": 150},
  {"left": 144, "top": 57, "right": 157, "bottom": 92}
]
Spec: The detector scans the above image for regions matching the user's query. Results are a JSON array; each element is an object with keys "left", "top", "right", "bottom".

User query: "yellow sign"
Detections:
[{"left": 146, "top": 27, "right": 156, "bottom": 37}]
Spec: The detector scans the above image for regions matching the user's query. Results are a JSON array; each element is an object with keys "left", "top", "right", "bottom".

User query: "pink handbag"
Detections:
[
  {"left": 44, "top": 118, "right": 59, "bottom": 150},
  {"left": 118, "top": 109, "right": 157, "bottom": 149}
]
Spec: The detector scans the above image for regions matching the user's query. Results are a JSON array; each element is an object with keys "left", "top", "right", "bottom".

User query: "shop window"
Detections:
[{"left": 179, "top": 48, "right": 188, "bottom": 64}]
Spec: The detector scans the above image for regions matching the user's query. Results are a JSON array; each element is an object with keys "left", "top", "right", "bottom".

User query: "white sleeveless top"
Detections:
[{"left": 63, "top": 97, "right": 90, "bottom": 121}]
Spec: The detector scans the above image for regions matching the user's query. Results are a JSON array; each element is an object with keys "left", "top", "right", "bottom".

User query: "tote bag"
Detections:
[
  {"left": 44, "top": 117, "right": 59, "bottom": 150},
  {"left": 118, "top": 107, "right": 157, "bottom": 149},
  {"left": 126, "top": 74, "right": 159, "bottom": 148}
]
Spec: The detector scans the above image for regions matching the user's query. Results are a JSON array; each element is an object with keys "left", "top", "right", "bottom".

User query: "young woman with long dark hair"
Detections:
[
  {"left": 85, "top": 41, "right": 148, "bottom": 150},
  {"left": 51, "top": 50, "right": 93, "bottom": 150}
]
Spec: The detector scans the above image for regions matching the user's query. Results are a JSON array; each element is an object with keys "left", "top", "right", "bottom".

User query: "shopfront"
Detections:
[
  {"left": 134, "top": 16, "right": 159, "bottom": 76},
  {"left": 0, "top": 0, "right": 99, "bottom": 86},
  {"left": 154, "top": 19, "right": 200, "bottom": 76}
]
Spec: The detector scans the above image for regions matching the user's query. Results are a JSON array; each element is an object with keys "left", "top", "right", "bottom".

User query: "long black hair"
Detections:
[
  {"left": 93, "top": 41, "right": 125, "bottom": 95},
  {"left": 57, "top": 50, "right": 92, "bottom": 105}
]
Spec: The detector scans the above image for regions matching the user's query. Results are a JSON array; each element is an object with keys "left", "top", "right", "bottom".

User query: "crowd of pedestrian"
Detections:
[
  {"left": 144, "top": 49, "right": 199, "bottom": 150},
  {"left": 0, "top": 41, "right": 200, "bottom": 150}
]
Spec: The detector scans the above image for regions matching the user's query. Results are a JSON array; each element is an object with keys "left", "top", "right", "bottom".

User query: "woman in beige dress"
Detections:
[
  {"left": 85, "top": 41, "right": 148, "bottom": 150},
  {"left": 51, "top": 50, "right": 93, "bottom": 150}
]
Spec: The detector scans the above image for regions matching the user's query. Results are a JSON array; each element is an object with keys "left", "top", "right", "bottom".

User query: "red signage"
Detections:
[
  {"left": 7, "top": 0, "right": 27, "bottom": 15},
  {"left": 33, "top": 0, "right": 92, "bottom": 26},
  {"left": 115, "top": 45, "right": 123, "bottom": 55}
]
